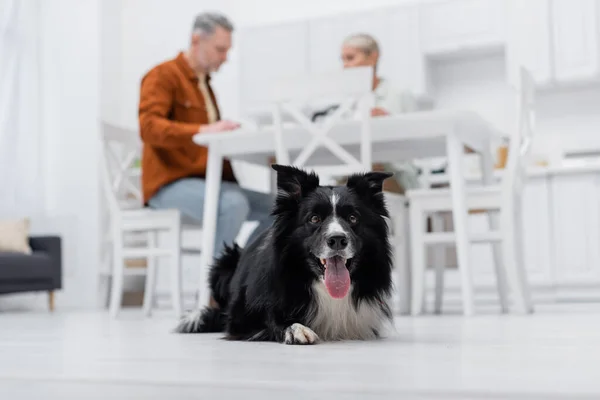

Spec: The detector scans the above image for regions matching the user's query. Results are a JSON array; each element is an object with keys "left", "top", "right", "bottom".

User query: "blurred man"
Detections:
[{"left": 138, "top": 12, "right": 273, "bottom": 261}]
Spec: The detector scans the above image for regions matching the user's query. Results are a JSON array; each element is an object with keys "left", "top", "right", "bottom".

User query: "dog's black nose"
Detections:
[{"left": 327, "top": 235, "right": 348, "bottom": 250}]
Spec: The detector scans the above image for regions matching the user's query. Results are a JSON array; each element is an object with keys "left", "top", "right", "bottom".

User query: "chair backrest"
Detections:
[
  {"left": 503, "top": 67, "right": 536, "bottom": 198},
  {"left": 269, "top": 66, "right": 374, "bottom": 184},
  {"left": 99, "top": 121, "right": 144, "bottom": 216}
]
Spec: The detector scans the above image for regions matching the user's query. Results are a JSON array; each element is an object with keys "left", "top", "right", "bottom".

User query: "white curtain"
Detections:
[{"left": 0, "top": 0, "right": 43, "bottom": 217}]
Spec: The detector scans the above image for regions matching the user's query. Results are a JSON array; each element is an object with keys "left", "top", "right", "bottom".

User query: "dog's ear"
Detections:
[
  {"left": 346, "top": 171, "right": 393, "bottom": 217},
  {"left": 271, "top": 164, "right": 319, "bottom": 198},
  {"left": 346, "top": 171, "right": 393, "bottom": 195}
]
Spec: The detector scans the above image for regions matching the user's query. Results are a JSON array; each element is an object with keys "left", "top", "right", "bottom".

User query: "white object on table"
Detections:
[
  {"left": 406, "top": 67, "right": 536, "bottom": 316},
  {"left": 193, "top": 110, "right": 502, "bottom": 311}
]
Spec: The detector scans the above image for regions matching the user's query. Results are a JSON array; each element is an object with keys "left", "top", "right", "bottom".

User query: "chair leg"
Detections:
[
  {"left": 170, "top": 224, "right": 183, "bottom": 319},
  {"left": 488, "top": 210, "right": 509, "bottom": 313},
  {"left": 143, "top": 231, "right": 158, "bottom": 317},
  {"left": 109, "top": 231, "right": 125, "bottom": 318},
  {"left": 410, "top": 204, "right": 426, "bottom": 316},
  {"left": 98, "top": 275, "right": 111, "bottom": 309},
  {"left": 431, "top": 213, "right": 446, "bottom": 314},
  {"left": 393, "top": 200, "right": 411, "bottom": 315},
  {"left": 503, "top": 205, "right": 533, "bottom": 314},
  {"left": 48, "top": 291, "right": 55, "bottom": 312},
  {"left": 514, "top": 205, "right": 534, "bottom": 313},
  {"left": 446, "top": 133, "right": 475, "bottom": 316}
]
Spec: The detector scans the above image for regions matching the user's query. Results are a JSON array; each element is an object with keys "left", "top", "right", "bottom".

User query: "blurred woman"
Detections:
[{"left": 340, "top": 33, "right": 420, "bottom": 192}]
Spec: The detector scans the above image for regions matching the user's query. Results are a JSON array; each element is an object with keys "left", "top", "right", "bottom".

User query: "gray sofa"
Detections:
[{"left": 0, "top": 236, "right": 62, "bottom": 311}]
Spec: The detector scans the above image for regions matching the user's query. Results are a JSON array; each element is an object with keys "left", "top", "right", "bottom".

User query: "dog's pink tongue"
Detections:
[{"left": 324, "top": 256, "right": 350, "bottom": 299}]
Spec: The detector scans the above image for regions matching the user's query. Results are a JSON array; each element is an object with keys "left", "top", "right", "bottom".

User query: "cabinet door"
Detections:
[
  {"left": 551, "top": 0, "right": 599, "bottom": 82},
  {"left": 419, "top": 0, "right": 506, "bottom": 55},
  {"left": 238, "top": 22, "right": 309, "bottom": 115},
  {"left": 506, "top": 0, "right": 552, "bottom": 85},
  {"left": 551, "top": 173, "right": 600, "bottom": 285},
  {"left": 521, "top": 178, "right": 553, "bottom": 285},
  {"left": 387, "top": 6, "right": 427, "bottom": 96}
]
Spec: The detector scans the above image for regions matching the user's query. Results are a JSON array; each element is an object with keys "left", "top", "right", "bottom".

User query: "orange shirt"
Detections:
[{"left": 138, "top": 51, "right": 236, "bottom": 204}]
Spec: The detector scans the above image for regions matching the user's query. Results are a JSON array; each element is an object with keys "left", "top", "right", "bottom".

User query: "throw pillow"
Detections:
[{"left": 0, "top": 218, "right": 33, "bottom": 254}]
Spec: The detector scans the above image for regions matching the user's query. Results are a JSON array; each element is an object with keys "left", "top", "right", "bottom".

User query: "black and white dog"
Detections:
[{"left": 175, "top": 164, "right": 395, "bottom": 344}]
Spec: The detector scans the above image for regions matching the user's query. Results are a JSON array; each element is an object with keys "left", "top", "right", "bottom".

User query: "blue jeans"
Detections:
[{"left": 147, "top": 178, "right": 274, "bottom": 258}]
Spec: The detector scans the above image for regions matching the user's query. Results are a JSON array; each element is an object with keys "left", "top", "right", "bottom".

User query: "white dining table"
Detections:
[{"left": 192, "top": 110, "right": 505, "bottom": 312}]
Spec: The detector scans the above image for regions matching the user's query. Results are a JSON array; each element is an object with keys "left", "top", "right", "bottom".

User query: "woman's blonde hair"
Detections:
[{"left": 342, "top": 33, "right": 380, "bottom": 56}]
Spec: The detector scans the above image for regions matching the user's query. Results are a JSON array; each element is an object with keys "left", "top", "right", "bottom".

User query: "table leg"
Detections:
[
  {"left": 480, "top": 144, "right": 509, "bottom": 313},
  {"left": 447, "top": 132, "right": 475, "bottom": 316},
  {"left": 197, "top": 143, "right": 223, "bottom": 310}
]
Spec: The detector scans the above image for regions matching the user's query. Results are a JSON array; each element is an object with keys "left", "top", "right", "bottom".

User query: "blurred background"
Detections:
[
  {"left": 3, "top": 0, "right": 600, "bottom": 312},
  {"left": 4, "top": 0, "right": 600, "bottom": 398}
]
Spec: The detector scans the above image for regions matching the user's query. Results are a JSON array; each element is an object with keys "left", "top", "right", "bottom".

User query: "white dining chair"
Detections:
[
  {"left": 406, "top": 67, "right": 536, "bottom": 316},
  {"left": 268, "top": 67, "right": 411, "bottom": 314},
  {"left": 100, "top": 121, "right": 202, "bottom": 318}
]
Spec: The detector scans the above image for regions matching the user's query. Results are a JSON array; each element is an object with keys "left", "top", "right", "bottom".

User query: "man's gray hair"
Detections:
[{"left": 192, "top": 12, "right": 234, "bottom": 36}]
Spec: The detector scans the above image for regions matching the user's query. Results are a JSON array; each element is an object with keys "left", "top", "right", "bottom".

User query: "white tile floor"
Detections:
[{"left": 1, "top": 304, "right": 600, "bottom": 399}]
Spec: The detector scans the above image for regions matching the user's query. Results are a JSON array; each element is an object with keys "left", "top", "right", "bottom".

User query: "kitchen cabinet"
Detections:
[
  {"left": 506, "top": 0, "right": 553, "bottom": 85},
  {"left": 521, "top": 177, "right": 553, "bottom": 286},
  {"left": 507, "top": 0, "right": 600, "bottom": 87},
  {"left": 388, "top": 6, "right": 428, "bottom": 97},
  {"left": 550, "top": 172, "right": 600, "bottom": 285},
  {"left": 551, "top": 0, "right": 599, "bottom": 83},
  {"left": 420, "top": 0, "right": 506, "bottom": 56}
]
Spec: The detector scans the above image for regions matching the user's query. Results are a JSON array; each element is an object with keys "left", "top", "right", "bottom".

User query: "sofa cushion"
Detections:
[
  {"left": 0, "top": 252, "right": 54, "bottom": 281},
  {"left": 0, "top": 218, "right": 32, "bottom": 254}
]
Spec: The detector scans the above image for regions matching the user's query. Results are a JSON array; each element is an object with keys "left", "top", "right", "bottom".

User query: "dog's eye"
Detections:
[
  {"left": 309, "top": 215, "right": 321, "bottom": 224},
  {"left": 348, "top": 214, "right": 358, "bottom": 225}
]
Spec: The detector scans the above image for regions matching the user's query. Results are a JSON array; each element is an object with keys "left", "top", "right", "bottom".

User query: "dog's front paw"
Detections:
[{"left": 283, "top": 323, "right": 320, "bottom": 345}]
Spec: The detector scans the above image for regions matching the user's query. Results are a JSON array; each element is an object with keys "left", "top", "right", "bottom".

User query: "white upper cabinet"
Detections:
[
  {"left": 419, "top": 0, "right": 506, "bottom": 55},
  {"left": 551, "top": 0, "right": 599, "bottom": 83},
  {"left": 507, "top": 0, "right": 600, "bottom": 87},
  {"left": 238, "top": 22, "right": 309, "bottom": 115},
  {"left": 387, "top": 6, "right": 427, "bottom": 96},
  {"left": 506, "top": 0, "right": 552, "bottom": 86}
]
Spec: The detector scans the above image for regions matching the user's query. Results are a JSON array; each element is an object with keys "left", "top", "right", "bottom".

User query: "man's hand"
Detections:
[
  {"left": 200, "top": 120, "right": 241, "bottom": 133},
  {"left": 371, "top": 107, "right": 389, "bottom": 117}
]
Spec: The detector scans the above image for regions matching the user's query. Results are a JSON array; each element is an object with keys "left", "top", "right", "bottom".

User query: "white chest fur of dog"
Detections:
[{"left": 307, "top": 281, "right": 391, "bottom": 341}]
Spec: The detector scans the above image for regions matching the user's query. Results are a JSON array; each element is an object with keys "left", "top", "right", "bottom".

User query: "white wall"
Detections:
[
  {"left": 230, "top": 0, "right": 418, "bottom": 27},
  {"left": 100, "top": 0, "right": 123, "bottom": 125},
  {"left": 0, "top": 0, "right": 44, "bottom": 216},
  {"left": 38, "top": 0, "right": 101, "bottom": 309},
  {"left": 115, "top": 0, "right": 237, "bottom": 128}
]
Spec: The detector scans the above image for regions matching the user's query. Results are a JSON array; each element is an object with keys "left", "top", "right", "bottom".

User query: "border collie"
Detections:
[{"left": 174, "top": 164, "right": 395, "bottom": 344}]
